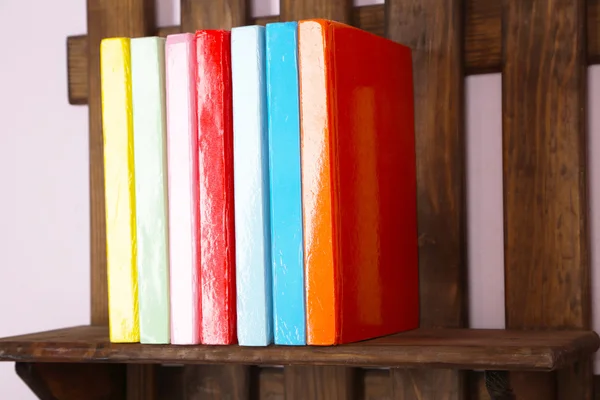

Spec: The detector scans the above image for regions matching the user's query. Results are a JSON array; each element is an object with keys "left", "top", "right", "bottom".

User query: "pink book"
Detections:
[{"left": 165, "top": 33, "right": 201, "bottom": 344}]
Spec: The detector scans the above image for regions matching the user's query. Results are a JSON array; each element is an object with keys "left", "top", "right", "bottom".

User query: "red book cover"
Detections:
[
  {"left": 196, "top": 30, "right": 237, "bottom": 345},
  {"left": 298, "top": 19, "right": 419, "bottom": 345}
]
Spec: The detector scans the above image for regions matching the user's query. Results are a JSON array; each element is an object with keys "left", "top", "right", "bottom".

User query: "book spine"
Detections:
[
  {"left": 165, "top": 33, "right": 201, "bottom": 345},
  {"left": 231, "top": 25, "right": 273, "bottom": 346},
  {"left": 131, "top": 37, "right": 171, "bottom": 344},
  {"left": 196, "top": 30, "right": 237, "bottom": 345},
  {"left": 100, "top": 37, "right": 140, "bottom": 343},
  {"left": 265, "top": 22, "right": 306, "bottom": 346},
  {"left": 298, "top": 20, "right": 338, "bottom": 345}
]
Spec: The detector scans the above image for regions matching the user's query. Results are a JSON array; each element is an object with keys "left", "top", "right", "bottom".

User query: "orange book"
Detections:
[{"left": 298, "top": 19, "right": 419, "bottom": 345}]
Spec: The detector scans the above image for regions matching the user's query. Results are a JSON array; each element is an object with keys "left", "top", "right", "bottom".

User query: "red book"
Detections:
[
  {"left": 196, "top": 30, "right": 237, "bottom": 345},
  {"left": 298, "top": 19, "right": 419, "bottom": 345}
]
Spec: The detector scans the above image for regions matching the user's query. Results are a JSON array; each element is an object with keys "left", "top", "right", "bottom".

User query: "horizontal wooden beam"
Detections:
[
  {"left": 64, "top": 4, "right": 476, "bottom": 105},
  {"left": 1, "top": 325, "right": 598, "bottom": 371},
  {"left": 65, "top": 0, "right": 600, "bottom": 105}
]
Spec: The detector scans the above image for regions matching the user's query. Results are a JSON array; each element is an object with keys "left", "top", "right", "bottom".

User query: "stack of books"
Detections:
[{"left": 100, "top": 19, "right": 419, "bottom": 347}]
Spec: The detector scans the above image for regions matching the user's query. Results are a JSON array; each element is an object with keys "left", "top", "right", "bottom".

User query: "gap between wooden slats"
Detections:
[{"left": 588, "top": 65, "right": 600, "bottom": 378}]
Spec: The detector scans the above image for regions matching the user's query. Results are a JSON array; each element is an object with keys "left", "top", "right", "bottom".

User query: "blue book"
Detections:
[
  {"left": 265, "top": 22, "right": 306, "bottom": 346},
  {"left": 231, "top": 25, "right": 273, "bottom": 346}
]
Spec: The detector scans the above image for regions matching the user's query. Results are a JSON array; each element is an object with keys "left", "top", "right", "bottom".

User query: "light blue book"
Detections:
[
  {"left": 231, "top": 25, "right": 273, "bottom": 346},
  {"left": 130, "top": 37, "right": 170, "bottom": 344},
  {"left": 265, "top": 22, "right": 306, "bottom": 346}
]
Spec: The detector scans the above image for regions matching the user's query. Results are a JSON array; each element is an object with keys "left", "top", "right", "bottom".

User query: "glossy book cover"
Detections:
[
  {"left": 298, "top": 19, "right": 419, "bottom": 345},
  {"left": 231, "top": 25, "right": 273, "bottom": 346},
  {"left": 100, "top": 37, "right": 140, "bottom": 343},
  {"left": 196, "top": 29, "right": 237, "bottom": 345},
  {"left": 131, "top": 36, "right": 171, "bottom": 344},
  {"left": 165, "top": 33, "right": 202, "bottom": 345},
  {"left": 265, "top": 22, "right": 306, "bottom": 345}
]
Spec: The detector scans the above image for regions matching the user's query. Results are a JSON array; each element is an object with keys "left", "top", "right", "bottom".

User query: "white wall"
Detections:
[
  {"left": 0, "top": 0, "right": 596, "bottom": 398},
  {"left": 0, "top": 0, "right": 89, "bottom": 398}
]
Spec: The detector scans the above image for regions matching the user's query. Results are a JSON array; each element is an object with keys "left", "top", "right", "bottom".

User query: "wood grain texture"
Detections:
[
  {"left": 127, "top": 365, "right": 155, "bottom": 400},
  {"left": 385, "top": 0, "right": 466, "bottom": 398},
  {"left": 284, "top": 367, "right": 359, "bottom": 400},
  {"left": 589, "top": 0, "right": 600, "bottom": 64},
  {"left": 66, "top": 35, "right": 87, "bottom": 105},
  {"left": 363, "top": 369, "right": 391, "bottom": 400},
  {"left": 180, "top": 0, "right": 247, "bottom": 32},
  {"left": 68, "top": 0, "right": 537, "bottom": 105},
  {"left": 184, "top": 365, "right": 250, "bottom": 399},
  {"left": 16, "top": 363, "right": 126, "bottom": 400},
  {"left": 502, "top": 0, "right": 591, "bottom": 398},
  {"left": 353, "top": 5, "right": 384, "bottom": 37},
  {"left": 464, "top": 0, "right": 500, "bottom": 74},
  {"left": 258, "top": 367, "right": 285, "bottom": 400},
  {"left": 153, "top": 366, "right": 388, "bottom": 400},
  {"left": 557, "top": 357, "right": 593, "bottom": 399},
  {"left": 391, "top": 369, "right": 462, "bottom": 400},
  {"left": 280, "top": 0, "right": 352, "bottom": 22},
  {"left": 1, "top": 325, "right": 597, "bottom": 371}
]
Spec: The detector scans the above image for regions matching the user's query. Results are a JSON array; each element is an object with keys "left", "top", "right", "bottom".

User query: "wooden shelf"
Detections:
[{"left": 0, "top": 325, "right": 597, "bottom": 372}]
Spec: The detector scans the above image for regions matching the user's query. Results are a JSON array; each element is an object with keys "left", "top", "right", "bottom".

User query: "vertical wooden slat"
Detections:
[
  {"left": 178, "top": 2, "right": 252, "bottom": 399},
  {"left": 385, "top": 0, "right": 466, "bottom": 399},
  {"left": 86, "top": 0, "right": 155, "bottom": 399},
  {"left": 502, "top": 0, "right": 590, "bottom": 398},
  {"left": 181, "top": 0, "right": 247, "bottom": 32},
  {"left": 279, "top": 1, "right": 358, "bottom": 399},
  {"left": 258, "top": 367, "right": 285, "bottom": 400},
  {"left": 280, "top": 0, "right": 352, "bottom": 23},
  {"left": 363, "top": 369, "right": 391, "bottom": 400},
  {"left": 184, "top": 365, "right": 251, "bottom": 399},
  {"left": 284, "top": 367, "right": 358, "bottom": 400},
  {"left": 127, "top": 365, "right": 156, "bottom": 400}
]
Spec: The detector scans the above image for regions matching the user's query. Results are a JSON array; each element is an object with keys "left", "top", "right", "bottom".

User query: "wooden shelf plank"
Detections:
[{"left": 0, "top": 326, "right": 597, "bottom": 372}]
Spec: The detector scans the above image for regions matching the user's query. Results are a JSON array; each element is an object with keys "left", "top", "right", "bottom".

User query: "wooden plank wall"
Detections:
[
  {"left": 502, "top": 0, "right": 592, "bottom": 399},
  {"left": 69, "top": 1, "right": 600, "bottom": 104},
  {"left": 385, "top": 1, "right": 466, "bottom": 399},
  {"left": 81, "top": 0, "right": 596, "bottom": 398}
]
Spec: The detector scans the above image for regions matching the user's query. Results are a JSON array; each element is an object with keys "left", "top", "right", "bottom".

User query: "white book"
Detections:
[{"left": 231, "top": 25, "right": 273, "bottom": 346}]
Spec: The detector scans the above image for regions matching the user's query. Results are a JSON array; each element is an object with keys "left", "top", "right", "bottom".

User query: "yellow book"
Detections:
[{"left": 100, "top": 37, "right": 140, "bottom": 342}]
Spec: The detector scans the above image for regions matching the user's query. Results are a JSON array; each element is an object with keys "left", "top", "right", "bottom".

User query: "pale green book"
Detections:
[{"left": 131, "top": 36, "right": 170, "bottom": 344}]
